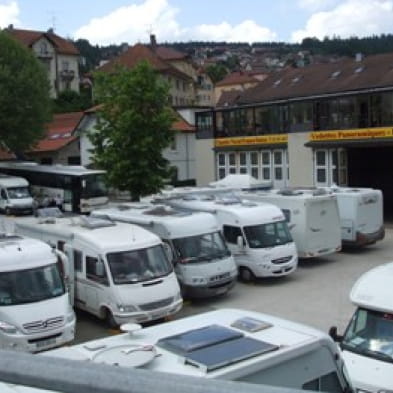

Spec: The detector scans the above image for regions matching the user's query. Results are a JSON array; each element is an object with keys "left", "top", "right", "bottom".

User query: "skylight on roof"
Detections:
[
  {"left": 354, "top": 66, "right": 364, "bottom": 74},
  {"left": 62, "top": 132, "right": 71, "bottom": 137},
  {"left": 49, "top": 134, "right": 60, "bottom": 139},
  {"left": 291, "top": 76, "right": 301, "bottom": 84},
  {"left": 330, "top": 70, "right": 341, "bottom": 79},
  {"left": 273, "top": 79, "right": 282, "bottom": 87}
]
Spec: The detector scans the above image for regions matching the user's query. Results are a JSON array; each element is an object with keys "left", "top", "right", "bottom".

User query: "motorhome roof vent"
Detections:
[
  {"left": 278, "top": 189, "right": 303, "bottom": 196},
  {"left": 200, "top": 194, "right": 215, "bottom": 201},
  {"left": 78, "top": 216, "right": 115, "bottom": 229},
  {"left": 182, "top": 194, "right": 198, "bottom": 201},
  {"left": 215, "top": 196, "right": 240, "bottom": 205},
  {"left": 35, "top": 207, "right": 64, "bottom": 218},
  {"left": 0, "top": 233, "right": 22, "bottom": 243},
  {"left": 144, "top": 205, "right": 175, "bottom": 216},
  {"left": 312, "top": 188, "right": 328, "bottom": 196},
  {"left": 241, "top": 200, "right": 258, "bottom": 207},
  {"left": 157, "top": 324, "right": 279, "bottom": 372}
]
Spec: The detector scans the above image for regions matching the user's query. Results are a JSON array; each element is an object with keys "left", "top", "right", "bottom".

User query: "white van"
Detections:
[
  {"left": 239, "top": 188, "right": 342, "bottom": 258},
  {"left": 15, "top": 215, "right": 182, "bottom": 327},
  {"left": 323, "top": 186, "right": 384, "bottom": 247},
  {"left": 329, "top": 262, "right": 393, "bottom": 393},
  {"left": 153, "top": 193, "right": 298, "bottom": 281},
  {"left": 0, "top": 175, "right": 33, "bottom": 215},
  {"left": 91, "top": 203, "right": 238, "bottom": 298},
  {"left": 44, "top": 308, "right": 353, "bottom": 392},
  {"left": 0, "top": 233, "right": 75, "bottom": 352}
]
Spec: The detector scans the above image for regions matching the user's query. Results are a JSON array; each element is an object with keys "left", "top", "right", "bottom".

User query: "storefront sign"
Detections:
[
  {"left": 215, "top": 134, "right": 288, "bottom": 147},
  {"left": 310, "top": 128, "right": 393, "bottom": 141}
]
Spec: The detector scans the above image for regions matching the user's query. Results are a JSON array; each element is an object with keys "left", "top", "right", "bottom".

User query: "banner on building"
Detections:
[
  {"left": 215, "top": 134, "right": 288, "bottom": 147},
  {"left": 310, "top": 128, "right": 393, "bottom": 141}
]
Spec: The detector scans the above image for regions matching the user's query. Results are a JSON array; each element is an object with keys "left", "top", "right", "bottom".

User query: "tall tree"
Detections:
[
  {"left": 0, "top": 31, "right": 51, "bottom": 155},
  {"left": 89, "top": 61, "right": 175, "bottom": 200}
]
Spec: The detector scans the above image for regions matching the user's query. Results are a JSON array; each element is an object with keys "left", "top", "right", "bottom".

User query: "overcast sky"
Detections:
[{"left": 1, "top": 0, "right": 393, "bottom": 45}]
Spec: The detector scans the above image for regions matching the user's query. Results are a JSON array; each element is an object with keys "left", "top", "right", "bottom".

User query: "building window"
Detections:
[
  {"left": 41, "top": 157, "right": 53, "bottom": 165},
  {"left": 169, "top": 136, "right": 177, "bottom": 152},
  {"left": 261, "top": 151, "right": 271, "bottom": 181},
  {"left": 228, "top": 152, "right": 236, "bottom": 174},
  {"left": 62, "top": 61, "right": 69, "bottom": 71},
  {"left": 68, "top": 156, "right": 81, "bottom": 165},
  {"left": 217, "top": 153, "right": 226, "bottom": 179},
  {"left": 314, "top": 148, "right": 347, "bottom": 186},
  {"left": 250, "top": 151, "right": 259, "bottom": 179},
  {"left": 40, "top": 41, "right": 48, "bottom": 55}
]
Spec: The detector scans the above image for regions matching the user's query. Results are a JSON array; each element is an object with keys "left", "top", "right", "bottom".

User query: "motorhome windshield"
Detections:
[
  {"left": 0, "top": 264, "right": 65, "bottom": 306},
  {"left": 107, "top": 245, "right": 173, "bottom": 284},
  {"left": 172, "top": 231, "right": 231, "bottom": 263},
  {"left": 243, "top": 221, "right": 293, "bottom": 248},
  {"left": 80, "top": 174, "right": 107, "bottom": 198},
  {"left": 6, "top": 186, "right": 30, "bottom": 199},
  {"left": 342, "top": 308, "right": 393, "bottom": 363}
]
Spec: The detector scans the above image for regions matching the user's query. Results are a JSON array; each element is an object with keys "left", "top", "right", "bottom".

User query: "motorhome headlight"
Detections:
[
  {"left": 192, "top": 276, "right": 207, "bottom": 285},
  {"left": 0, "top": 321, "right": 18, "bottom": 334},
  {"left": 117, "top": 304, "right": 138, "bottom": 313}
]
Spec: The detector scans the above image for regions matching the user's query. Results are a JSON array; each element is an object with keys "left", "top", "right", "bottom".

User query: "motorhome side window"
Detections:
[
  {"left": 0, "top": 189, "right": 6, "bottom": 199},
  {"left": 282, "top": 209, "right": 291, "bottom": 222},
  {"left": 302, "top": 371, "right": 344, "bottom": 393},
  {"left": 86, "top": 256, "right": 108, "bottom": 285},
  {"left": 74, "top": 250, "right": 82, "bottom": 272},
  {"left": 223, "top": 225, "right": 243, "bottom": 244}
]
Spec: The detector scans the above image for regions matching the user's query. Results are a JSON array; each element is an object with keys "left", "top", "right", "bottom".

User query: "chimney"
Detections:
[
  {"left": 47, "top": 27, "right": 54, "bottom": 34},
  {"left": 8, "top": 24, "right": 14, "bottom": 30},
  {"left": 150, "top": 34, "right": 157, "bottom": 51},
  {"left": 355, "top": 53, "right": 363, "bottom": 62}
]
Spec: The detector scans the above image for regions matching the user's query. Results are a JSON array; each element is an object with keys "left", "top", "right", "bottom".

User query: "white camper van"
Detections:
[
  {"left": 329, "top": 262, "right": 393, "bottom": 393},
  {"left": 239, "top": 188, "right": 342, "bottom": 259},
  {"left": 322, "top": 186, "right": 384, "bottom": 247},
  {"left": 44, "top": 308, "right": 353, "bottom": 393},
  {"left": 0, "top": 175, "right": 33, "bottom": 215},
  {"left": 15, "top": 215, "right": 182, "bottom": 327},
  {"left": 153, "top": 193, "right": 298, "bottom": 281},
  {"left": 91, "top": 203, "right": 238, "bottom": 298},
  {"left": 0, "top": 233, "right": 75, "bottom": 352}
]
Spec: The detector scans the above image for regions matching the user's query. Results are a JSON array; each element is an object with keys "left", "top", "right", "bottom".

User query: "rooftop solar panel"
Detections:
[
  {"left": 185, "top": 336, "right": 279, "bottom": 372},
  {"left": 157, "top": 324, "right": 243, "bottom": 354}
]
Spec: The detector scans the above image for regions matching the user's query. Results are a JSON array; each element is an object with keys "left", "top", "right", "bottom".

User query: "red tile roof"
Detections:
[
  {"left": 28, "top": 112, "right": 84, "bottom": 153},
  {"left": 239, "top": 53, "right": 393, "bottom": 104},
  {"left": 155, "top": 46, "right": 188, "bottom": 61},
  {"left": 6, "top": 27, "right": 79, "bottom": 56},
  {"left": 216, "top": 90, "right": 243, "bottom": 108},
  {"left": 172, "top": 114, "right": 195, "bottom": 133},
  {"left": 97, "top": 44, "right": 192, "bottom": 81},
  {"left": 216, "top": 71, "right": 260, "bottom": 87}
]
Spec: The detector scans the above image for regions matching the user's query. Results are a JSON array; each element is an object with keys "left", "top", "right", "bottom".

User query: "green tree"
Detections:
[
  {"left": 0, "top": 31, "right": 51, "bottom": 155},
  {"left": 52, "top": 89, "right": 92, "bottom": 113},
  {"left": 205, "top": 63, "right": 228, "bottom": 83},
  {"left": 89, "top": 61, "right": 175, "bottom": 200}
]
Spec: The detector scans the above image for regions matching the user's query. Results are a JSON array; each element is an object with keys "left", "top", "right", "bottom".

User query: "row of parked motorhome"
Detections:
[{"left": 0, "top": 172, "right": 390, "bottom": 393}]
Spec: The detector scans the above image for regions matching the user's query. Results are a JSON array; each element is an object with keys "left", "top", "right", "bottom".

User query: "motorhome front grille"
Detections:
[
  {"left": 271, "top": 256, "right": 292, "bottom": 265},
  {"left": 209, "top": 272, "right": 231, "bottom": 282},
  {"left": 139, "top": 297, "right": 173, "bottom": 311},
  {"left": 23, "top": 316, "right": 65, "bottom": 332}
]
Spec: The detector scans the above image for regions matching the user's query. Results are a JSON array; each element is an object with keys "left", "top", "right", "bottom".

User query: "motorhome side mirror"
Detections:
[
  {"left": 163, "top": 243, "right": 174, "bottom": 263},
  {"left": 96, "top": 261, "right": 105, "bottom": 277},
  {"left": 237, "top": 235, "right": 245, "bottom": 250},
  {"left": 329, "top": 326, "right": 343, "bottom": 342}
]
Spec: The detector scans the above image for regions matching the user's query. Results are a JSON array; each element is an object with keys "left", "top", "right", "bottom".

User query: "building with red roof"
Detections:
[{"left": 5, "top": 25, "right": 80, "bottom": 98}]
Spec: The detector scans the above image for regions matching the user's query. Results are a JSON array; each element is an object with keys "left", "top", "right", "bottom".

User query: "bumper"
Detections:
[
  {"left": 343, "top": 227, "right": 385, "bottom": 247},
  {"left": 299, "top": 245, "right": 342, "bottom": 258},
  {"left": 183, "top": 278, "right": 236, "bottom": 298},
  {"left": 0, "top": 321, "right": 76, "bottom": 353},
  {"left": 253, "top": 257, "right": 298, "bottom": 277},
  {"left": 7, "top": 206, "right": 33, "bottom": 215},
  {"left": 113, "top": 300, "right": 183, "bottom": 324}
]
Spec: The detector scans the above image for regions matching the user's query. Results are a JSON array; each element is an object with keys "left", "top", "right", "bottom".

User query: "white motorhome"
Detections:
[
  {"left": 322, "top": 186, "right": 384, "bottom": 247},
  {"left": 0, "top": 175, "right": 34, "bottom": 215},
  {"left": 239, "top": 188, "right": 342, "bottom": 259},
  {"left": 0, "top": 233, "right": 75, "bottom": 352},
  {"left": 44, "top": 308, "right": 353, "bottom": 392},
  {"left": 91, "top": 203, "right": 238, "bottom": 298},
  {"left": 329, "top": 262, "right": 393, "bottom": 393},
  {"left": 153, "top": 193, "right": 298, "bottom": 281},
  {"left": 14, "top": 215, "right": 182, "bottom": 327}
]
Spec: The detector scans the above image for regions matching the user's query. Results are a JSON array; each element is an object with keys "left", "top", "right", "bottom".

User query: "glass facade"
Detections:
[{"left": 196, "top": 91, "right": 393, "bottom": 139}]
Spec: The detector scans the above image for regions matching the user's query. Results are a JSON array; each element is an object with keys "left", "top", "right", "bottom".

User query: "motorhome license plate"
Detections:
[{"left": 36, "top": 338, "right": 56, "bottom": 349}]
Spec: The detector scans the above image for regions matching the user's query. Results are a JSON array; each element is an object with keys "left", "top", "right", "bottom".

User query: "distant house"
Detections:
[
  {"left": 5, "top": 25, "right": 80, "bottom": 98},
  {"left": 25, "top": 112, "right": 83, "bottom": 165},
  {"left": 75, "top": 106, "right": 196, "bottom": 184}
]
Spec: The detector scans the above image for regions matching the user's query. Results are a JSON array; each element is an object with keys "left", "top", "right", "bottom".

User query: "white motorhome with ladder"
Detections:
[
  {"left": 0, "top": 233, "right": 75, "bottom": 352},
  {"left": 14, "top": 214, "right": 182, "bottom": 327},
  {"left": 152, "top": 192, "right": 298, "bottom": 281},
  {"left": 43, "top": 308, "right": 353, "bottom": 393},
  {"left": 330, "top": 262, "right": 393, "bottom": 393},
  {"left": 91, "top": 203, "right": 238, "bottom": 298},
  {"left": 238, "top": 188, "right": 342, "bottom": 259},
  {"left": 322, "top": 186, "right": 384, "bottom": 247}
]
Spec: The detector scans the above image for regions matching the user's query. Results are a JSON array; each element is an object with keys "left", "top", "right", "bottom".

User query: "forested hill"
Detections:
[{"left": 74, "top": 34, "right": 393, "bottom": 74}]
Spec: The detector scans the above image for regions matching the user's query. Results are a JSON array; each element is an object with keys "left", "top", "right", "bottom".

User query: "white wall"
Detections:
[{"left": 195, "top": 139, "right": 215, "bottom": 186}]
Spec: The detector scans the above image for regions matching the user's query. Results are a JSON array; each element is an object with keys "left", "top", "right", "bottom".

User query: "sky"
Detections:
[{"left": 1, "top": 0, "right": 393, "bottom": 45}]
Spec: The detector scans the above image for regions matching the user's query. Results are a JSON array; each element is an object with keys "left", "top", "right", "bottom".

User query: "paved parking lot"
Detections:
[{"left": 3, "top": 215, "right": 392, "bottom": 344}]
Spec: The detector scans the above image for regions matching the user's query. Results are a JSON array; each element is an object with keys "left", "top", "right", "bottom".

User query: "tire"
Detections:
[
  {"left": 239, "top": 267, "right": 255, "bottom": 282},
  {"left": 105, "top": 309, "right": 118, "bottom": 329}
]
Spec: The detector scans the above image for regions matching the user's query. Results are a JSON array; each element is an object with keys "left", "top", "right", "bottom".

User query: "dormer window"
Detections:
[
  {"left": 331, "top": 70, "right": 341, "bottom": 79},
  {"left": 40, "top": 42, "right": 48, "bottom": 55}
]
